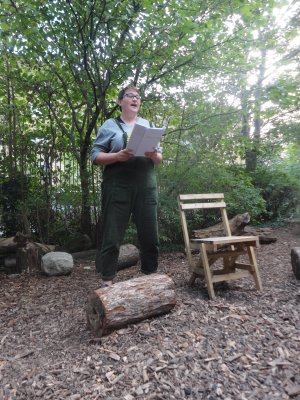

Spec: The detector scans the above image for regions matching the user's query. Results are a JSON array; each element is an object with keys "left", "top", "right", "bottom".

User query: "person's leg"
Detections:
[
  {"left": 133, "top": 184, "right": 159, "bottom": 274},
  {"left": 96, "top": 182, "right": 133, "bottom": 281}
]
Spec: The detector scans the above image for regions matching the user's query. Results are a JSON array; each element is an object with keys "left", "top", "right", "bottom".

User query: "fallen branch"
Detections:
[{"left": 193, "top": 213, "right": 277, "bottom": 244}]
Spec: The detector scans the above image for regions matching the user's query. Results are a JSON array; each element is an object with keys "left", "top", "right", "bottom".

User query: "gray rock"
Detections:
[{"left": 41, "top": 252, "right": 73, "bottom": 276}]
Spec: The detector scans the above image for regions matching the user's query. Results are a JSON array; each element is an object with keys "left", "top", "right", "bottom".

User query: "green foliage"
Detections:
[
  {"left": 252, "top": 167, "right": 300, "bottom": 221},
  {"left": 157, "top": 162, "right": 266, "bottom": 250},
  {"left": 0, "top": 174, "right": 29, "bottom": 236},
  {"left": 123, "top": 222, "right": 138, "bottom": 247},
  {"left": 0, "top": 171, "right": 83, "bottom": 244}
]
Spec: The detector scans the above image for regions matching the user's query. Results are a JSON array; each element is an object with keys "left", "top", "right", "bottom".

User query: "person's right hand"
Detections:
[{"left": 116, "top": 149, "right": 133, "bottom": 162}]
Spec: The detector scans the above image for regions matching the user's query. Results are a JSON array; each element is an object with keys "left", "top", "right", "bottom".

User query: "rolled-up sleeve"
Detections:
[
  {"left": 90, "top": 130, "right": 107, "bottom": 163},
  {"left": 90, "top": 120, "right": 117, "bottom": 163}
]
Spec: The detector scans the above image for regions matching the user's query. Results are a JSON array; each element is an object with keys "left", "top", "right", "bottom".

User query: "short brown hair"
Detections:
[{"left": 118, "top": 85, "right": 140, "bottom": 101}]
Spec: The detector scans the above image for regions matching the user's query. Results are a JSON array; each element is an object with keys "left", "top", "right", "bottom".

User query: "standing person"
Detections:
[{"left": 91, "top": 85, "right": 163, "bottom": 287}]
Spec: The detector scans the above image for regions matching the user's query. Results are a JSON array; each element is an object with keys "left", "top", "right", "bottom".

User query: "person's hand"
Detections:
[
  {"left": 144, "top": 148, "right": 163, "bottom": 165},
  {"left": 116, "top": 149, "right": 133, "bottom": 162}
]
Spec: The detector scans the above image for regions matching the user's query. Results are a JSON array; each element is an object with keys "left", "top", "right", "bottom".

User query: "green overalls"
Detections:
[{"left": 96, "top": 122, "right": 159, "bottom": 281}]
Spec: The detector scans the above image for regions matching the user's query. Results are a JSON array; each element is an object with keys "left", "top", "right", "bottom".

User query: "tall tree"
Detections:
[{"left": 2, "top": 0, "right": 247, "bottom": 235}]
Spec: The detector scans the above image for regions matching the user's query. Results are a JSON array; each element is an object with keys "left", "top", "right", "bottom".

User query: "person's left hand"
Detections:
[{"left": 144, "top": 148, "right": 163, "bottom": 165}]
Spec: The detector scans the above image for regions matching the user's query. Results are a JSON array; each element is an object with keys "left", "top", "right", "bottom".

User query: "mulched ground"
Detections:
[{"left": 0, "top": 226, "right": 299, "bottom": 400}]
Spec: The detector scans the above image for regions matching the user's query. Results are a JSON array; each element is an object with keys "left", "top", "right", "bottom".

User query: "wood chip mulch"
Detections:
[{"left": 0, "top": 226, "right": 299, "bottom": 400}]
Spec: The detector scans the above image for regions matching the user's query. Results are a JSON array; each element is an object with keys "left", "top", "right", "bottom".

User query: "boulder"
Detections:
[{"left": 41, "top": 252, "right": 74, "bottom": 276}]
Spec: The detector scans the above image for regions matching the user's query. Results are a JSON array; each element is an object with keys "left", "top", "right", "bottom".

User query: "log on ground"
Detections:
[
  {"left": 192, "top": 213, "right": 251, "bottom": 238},
  {"left": 86, "top": 273, "right": 176, "bottom": 337},
  {"left": 0, "top": 232, "right": 31, "bottom": 255},
  {"left": 117, "top": 244, "right": 139, "bottom": 270},
  {"left": 72, "top": 244, "right": 140, "bottom": 270},
  {"left": 291, "top": 247, "right": 300, "bottom": 280},
  {"left": 192, "top": 213, "right": 277, "bottom": 244},
  {"left": 0, "top": 236, "right": 55, "bottom": 273}
]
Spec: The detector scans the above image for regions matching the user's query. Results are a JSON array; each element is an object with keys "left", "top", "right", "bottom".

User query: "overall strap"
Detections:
[{"left": 114, "top": 118, "right": 127, "bottom": 147}]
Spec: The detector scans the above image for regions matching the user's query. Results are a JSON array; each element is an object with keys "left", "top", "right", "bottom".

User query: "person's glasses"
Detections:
[{"left": 124, "top": 93, "right": 141, "bottom": 100}]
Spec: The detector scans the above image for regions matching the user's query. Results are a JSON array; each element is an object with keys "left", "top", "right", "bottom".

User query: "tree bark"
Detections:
[
  {"left": 0, "top": 234, "right": 55, "bottom": 256},
  {"left": 16, "top": 243, "right": 39, "bottom": 273},
  {"left": 72, "top": 244, "right": 140, "bottom": 270},
  {"left": 192, "top": 214, "right": 277, "bottom": 244},
  {"left": 0, "top": 233, "right": 55, "bottom": 273},
  {"left": 291, "top": 247, "right": 300, "bottom": 280},
  {"left": 0, "top": 232, "right": 31, "bottom": 254},
  {"left": 243, "top": 227, "right": 277, "bottom": 244},
  {"left": 117, "top": 244, "right": 140, "bottom": 270},
  {"left": 86, "top": 273, "right": 176, "bottom": 337},
  {"left": 193, "top": 213, "right": 251, "bottom": 238}
]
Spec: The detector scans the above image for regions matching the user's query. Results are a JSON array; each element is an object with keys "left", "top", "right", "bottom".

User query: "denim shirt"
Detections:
[{"left": 90, "top": 117, "right": 151, "bottom": 163}]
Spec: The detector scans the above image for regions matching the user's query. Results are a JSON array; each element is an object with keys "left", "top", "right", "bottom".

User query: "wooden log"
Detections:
[
  {"left": 0, "top": 232, "right": 55, "bottom": 257},
  {"left": 117, "top": 244, "right": 139, "bottom": 270},
  {"left": 0, "top": 239, "right": 55, "bottom": 274},
  {"left": 86, "top": 273, "right": 176, "bottom": 337},
  {"left": 0, "top": 254, "right": 18, "bottom": 274},
  {"left": 72, "top": 244, "right": 140, "bottom": 270},
  {"left": 193, "top": 213, "right": 251, "bottom": 238},
  {"left": 192, "top": 214, "right": 277, "bottom": 244},
  {"left": 16, "top": 243, "right": 39, "bottom": 273},
  {"left": 243, "top": 227, "right": 277, "bottom": 244},
  {"left": 291, "top": 247, "right": 300, "bottom": 280},
  {"left": 0, "top": 232, "right": 30, "bottom": 255},
  {"left": 33, "top": 242, "right": 56, "bottom": 256}
]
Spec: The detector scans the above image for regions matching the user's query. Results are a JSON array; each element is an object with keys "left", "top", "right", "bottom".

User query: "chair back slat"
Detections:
[
  {"left": 180, "top": 201, "right": 226, "bottom": 210},
  {"left": 177, "top": 193, "right": 232, "bottom": 241},
  {"left": 178, "top": 193, "right": 224, "bottom": 201}
]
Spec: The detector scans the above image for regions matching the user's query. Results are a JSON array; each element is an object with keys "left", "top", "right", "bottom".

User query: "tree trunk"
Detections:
[
  {"left": 79, "top": 160, "right": 92, "bottom": 237},
  {"left": 86, "top": 273, "right": 176, "bottom": 337}
]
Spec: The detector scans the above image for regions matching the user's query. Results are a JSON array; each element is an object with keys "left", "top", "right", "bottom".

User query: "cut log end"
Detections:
[
  {"left": 291, "top": 247, "right": 300, "bottom": 280},
  {"left": 86, "top": 293, "right": 106, "bottom": 337},
  {"left": 86, "top": 273, "right": 176, "bottom": 338}
]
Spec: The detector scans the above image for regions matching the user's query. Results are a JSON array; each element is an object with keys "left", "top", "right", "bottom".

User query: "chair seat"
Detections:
[{"left": 190, "top": 235, "right": 259, "bottom": 246}]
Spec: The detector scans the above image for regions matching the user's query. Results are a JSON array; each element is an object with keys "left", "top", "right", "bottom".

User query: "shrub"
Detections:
[
  {"left": 252, "top": 167, "right": 300, "bottom": 221},
  {"left": 157, "top": 163, "right": 266, "bottom": 250}
]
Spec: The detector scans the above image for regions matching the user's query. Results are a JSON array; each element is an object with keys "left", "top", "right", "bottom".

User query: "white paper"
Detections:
[{"left": 126, "top": 123, "right": 165, "bottom": 157}]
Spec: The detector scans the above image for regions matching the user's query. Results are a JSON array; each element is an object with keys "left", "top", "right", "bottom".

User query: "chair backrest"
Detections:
[{"left": 177, "top": 193, "right": 232, "bottom": 246}]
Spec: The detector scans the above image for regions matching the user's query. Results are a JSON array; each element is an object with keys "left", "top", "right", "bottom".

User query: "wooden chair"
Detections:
[{"left": 178, "top": 193, "right": 262, "bottom": 299}]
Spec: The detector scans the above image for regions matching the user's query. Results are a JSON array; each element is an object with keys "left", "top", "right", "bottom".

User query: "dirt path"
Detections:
[{"left": 0, "top": 227, "right": 299, "bottom": 400}]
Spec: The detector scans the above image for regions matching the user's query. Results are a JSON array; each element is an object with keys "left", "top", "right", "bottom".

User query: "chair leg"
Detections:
[
  {"left": 247, "top": 246, "right": 263, "bottom": 290},
  {"left": 200, "top": 243, "right": 215, "bottom": 299},
  {"left": 223, "top": 254, "right": 237, "bottom": 273},
  {"left": 188, "top": 272, "right": 197, "bottom": 286}
]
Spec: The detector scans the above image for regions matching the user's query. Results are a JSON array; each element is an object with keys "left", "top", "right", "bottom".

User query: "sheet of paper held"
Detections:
[{"left": 126, "top": 123, "right": 165, "bottom": 157}]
